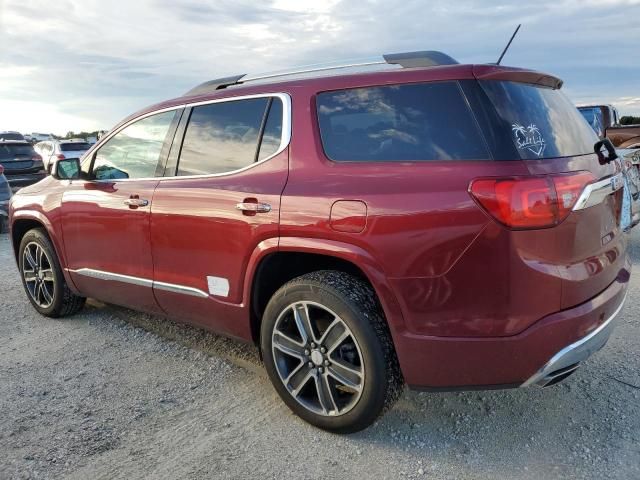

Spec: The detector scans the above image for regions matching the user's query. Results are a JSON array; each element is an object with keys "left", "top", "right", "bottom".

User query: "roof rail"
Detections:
[{"left": 183, "top": 50, "right": 458, "bottom": 96}]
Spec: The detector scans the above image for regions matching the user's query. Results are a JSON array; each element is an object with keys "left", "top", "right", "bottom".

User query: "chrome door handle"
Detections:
[
  {"left": 235, "top": 202, "right": 271, "bottom": 213},
  {"left": 124, "top": 198, "right": 149, "bottom": 208}
]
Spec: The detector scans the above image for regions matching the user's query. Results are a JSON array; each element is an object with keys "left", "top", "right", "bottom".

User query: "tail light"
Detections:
[
  {"left": 0, "top": 165, "right": 4, "bottom": 175},
  {"left": 469, "top": 171, "right": 595, "bottom": 229},
  {"left": 56, "top": 154, "right": 66, "bottom": 160}
]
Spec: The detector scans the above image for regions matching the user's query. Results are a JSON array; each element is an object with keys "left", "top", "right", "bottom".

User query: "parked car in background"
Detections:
[
  {"left": 578, "top": 104, "right": 640, "bottom": 149},
  {"left": 30, "top": 133, "right": 54, "bottom": 143},
  {"left": 34, "top": 139, "right": 92, "bottom": 171},
  {"left": 0, "top": 165, "right": 11, "bottom": 233},
  {"left": 0, "top": 140, "right": 46, "bottom": 188},
  {"left": 9, "top": 51, "right": 630, "bottom": 433},
  {"left": 0, "top": 131, "right": 26, "bottom": 141}
]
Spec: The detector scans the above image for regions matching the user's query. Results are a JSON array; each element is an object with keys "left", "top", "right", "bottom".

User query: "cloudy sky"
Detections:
[{"left": 1, "top": 0, "right": 639, "bottom": 134}]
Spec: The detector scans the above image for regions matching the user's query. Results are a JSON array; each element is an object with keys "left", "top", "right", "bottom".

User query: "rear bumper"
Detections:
[
  {"left": 395, "top": 262, "right": 630, "bottom": 389},
  {"left": 521, "top": 293, "right": 625, "bottom": 387}
]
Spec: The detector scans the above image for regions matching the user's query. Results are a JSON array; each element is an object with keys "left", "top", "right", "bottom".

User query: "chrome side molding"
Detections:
[
  {"left": 573, "top": 173, "right": 624, "bottom": 211},
  {"left": 68, "top": 268, "right": 209, "bottom": 299}
]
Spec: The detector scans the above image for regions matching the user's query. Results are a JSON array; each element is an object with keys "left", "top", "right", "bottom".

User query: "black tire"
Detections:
[
  {"left": 18, "top": 228, "right": 86, "bottom": 317},
  {"left": 261, "top": 270, "right": 403, "bottom": 433}
]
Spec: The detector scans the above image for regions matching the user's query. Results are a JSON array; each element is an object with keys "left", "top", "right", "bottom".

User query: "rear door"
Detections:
[
  {"left": 150, "top": 94, "right": 290, "bottom": 339},
  {"left": 61, "top": 109, "right": 182, "bottom": 313}
]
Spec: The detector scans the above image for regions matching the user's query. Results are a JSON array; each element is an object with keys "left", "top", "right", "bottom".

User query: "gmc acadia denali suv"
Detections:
[{"left": 9, "top": 51, "right": 630, "bottom": 432}]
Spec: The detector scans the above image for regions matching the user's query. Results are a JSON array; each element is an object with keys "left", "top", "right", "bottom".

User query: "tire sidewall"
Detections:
[
  {"left": 261, "top": 280, "right": 389, "bottom": 433},
  {"left": 18, "top": 229, "right": 66, "bottom": 317}
]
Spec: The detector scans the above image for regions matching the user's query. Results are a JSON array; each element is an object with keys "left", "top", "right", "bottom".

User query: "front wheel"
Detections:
[
  {"left": 18, "top": 228, "right": 86, "bottom": 317},
  {"left": 261, "top": 270, "right": 403, "bottom": 433}
]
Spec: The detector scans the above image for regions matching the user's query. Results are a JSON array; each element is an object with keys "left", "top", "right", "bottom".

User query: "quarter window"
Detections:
[
  {"left": 317, "top": 82, "right": 490, "bottom": 162},
  {"left": 177, "top": 97, "right": 282, "bottom": 176},
  {"left": 92, "top": 110, "right": 177, "bottom": 180}
]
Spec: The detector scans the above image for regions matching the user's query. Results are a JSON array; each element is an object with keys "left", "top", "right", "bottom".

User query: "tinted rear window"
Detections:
[
  {"left": 61, "top": 142, "right": 91, "bottom": 152},
  {"left": 479, "top": 81, "right": 599, "bottom": 159},
  {"left": 317, "top": 82, "right": 490, "bottom": 162},
  {"left": 0, "top": 133, "right": 24, "bottom": 141},
  {"left": 0, "top": 143, "right": 34, "bottom": 160}
]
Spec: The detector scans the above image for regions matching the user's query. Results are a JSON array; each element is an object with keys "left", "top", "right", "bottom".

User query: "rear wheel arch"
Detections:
[{"left": 248, "top": 247, "right": 400, "bottom": 347}]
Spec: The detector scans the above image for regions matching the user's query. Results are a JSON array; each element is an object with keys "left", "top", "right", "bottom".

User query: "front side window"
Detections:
[
  {"left": 317, "top": 82, "right": 490, "bottom": 162},
  {"left": 92, "top": 110, "right": 177, "bottom": 180},
  {"left": 178, "top": 97, "right": 281, "bottom": 176}
]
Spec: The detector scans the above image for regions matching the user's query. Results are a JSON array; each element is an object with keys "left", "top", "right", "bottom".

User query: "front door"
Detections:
[
  {"left": 150, "top": 94, "right": 290, "bottom": 339},
  {"left": 61, "top": 109, "right": 181, "bottom": 313}
]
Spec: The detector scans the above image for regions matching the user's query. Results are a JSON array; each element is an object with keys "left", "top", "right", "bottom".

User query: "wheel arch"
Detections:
[
  {"left": 10, "top": 211, "right": 79, "bottom": 294},
  {"left": 245, "top": 238, "right": 406, "bottom": 347}
]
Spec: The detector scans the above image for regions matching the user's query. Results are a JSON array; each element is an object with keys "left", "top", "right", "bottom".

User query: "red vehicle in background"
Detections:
[{"left": 9, "top": 51, "right": 629, "bottom": 432}]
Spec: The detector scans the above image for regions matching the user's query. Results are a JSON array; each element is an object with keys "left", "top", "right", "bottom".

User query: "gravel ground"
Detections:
[{"left": 1, "top": 231, "right": 639, "bottom": 480}]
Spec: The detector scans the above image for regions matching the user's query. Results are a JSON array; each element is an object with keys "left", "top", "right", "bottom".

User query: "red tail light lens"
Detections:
[
  {"left": 469, "top": 171, "right": 595, "bottom": 229},
  {"left": 0, "top": 165, "right": 4, "bottom": 175},
  {"left": 56, "top": 154, "right": 66, "bottom": 160}
]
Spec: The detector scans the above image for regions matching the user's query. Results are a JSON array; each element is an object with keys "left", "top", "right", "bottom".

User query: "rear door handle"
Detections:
[
  {"left": 124, "top": 197, "right": 149, "bottom": 208},
  {"left": 235, "top": 201, "right": 271, "bottom": 214}
]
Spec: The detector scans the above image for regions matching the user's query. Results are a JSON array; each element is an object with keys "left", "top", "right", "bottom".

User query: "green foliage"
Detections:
[
  {"left": 620, "top": 116, "right": 640, "bottom": 125},
  {"left": 62, "top": 130, "right": 102, "bottom": 140}
]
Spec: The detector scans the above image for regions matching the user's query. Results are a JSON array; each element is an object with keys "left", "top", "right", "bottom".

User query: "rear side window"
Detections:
[
  {"left": 0, "top": 143, "right": 35, "bottom": 160},
  {"left": 61, "top": 142, "right": 91, "bottom": 152},
  {"left": 178, "top": 97, "right": 280, "bottom": 176},
  {"left": 316, "top": 82, "right": 490, "bottom": 162}
]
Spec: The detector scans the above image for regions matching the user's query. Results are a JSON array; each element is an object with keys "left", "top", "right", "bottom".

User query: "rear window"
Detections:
[
  {"left": 0, "top": 133, "right": 24, "bottom": 141},
  {"left": 61, "top": 142, "right": 91, "bottom": 152},
  {"left": 478, "top": 81, "right": 599, "bottom": 159},
  {"left": 317, "top": 82, "right": 490, "bottom": 162},
  {"left": 0, "top": 143, "right": 35, "bottom": 160}
]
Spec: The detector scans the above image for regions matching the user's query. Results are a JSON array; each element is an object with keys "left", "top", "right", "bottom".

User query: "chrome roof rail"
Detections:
[{"left": 183, "top": 50, "right": 458, "bottom": 96}]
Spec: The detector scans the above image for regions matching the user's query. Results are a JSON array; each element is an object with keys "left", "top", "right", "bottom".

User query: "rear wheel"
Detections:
[
  {"left": 261, "top": 270, "right": 403, "bottom": 433},
  {"left": 18, "top": 228, "right": 85, "bottom": 317}
]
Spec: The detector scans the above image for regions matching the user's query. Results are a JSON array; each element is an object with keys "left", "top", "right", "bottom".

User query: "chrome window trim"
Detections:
[
  {"left": 83, "top": 93, "right": 291, "bottom": 183},
  {"left": 68, "top": 268, "right": 210, "bottom": 298},
  {"left": 573, "top": 172, "right": 624, "bottom": 211}
]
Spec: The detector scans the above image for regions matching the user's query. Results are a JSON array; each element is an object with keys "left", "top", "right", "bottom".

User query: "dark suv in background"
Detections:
[
  {"left": 0, "top": 140, "right": 46, "bottom": 188},
  {"left": 9, "top": 51, "right": 630, "bottom": 432}
]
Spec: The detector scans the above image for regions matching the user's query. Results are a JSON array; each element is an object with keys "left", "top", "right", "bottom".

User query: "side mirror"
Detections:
[
  {"left": 595, "top": 138, "right": 618, "bottom": 165},
  {"left": 53, "top": 158, "right": 81, "bottom": 180}
]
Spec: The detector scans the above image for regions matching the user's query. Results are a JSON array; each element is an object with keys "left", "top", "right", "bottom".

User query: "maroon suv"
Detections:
[{"left": 9, "top": 51, "right": 629, "bottom": 432}]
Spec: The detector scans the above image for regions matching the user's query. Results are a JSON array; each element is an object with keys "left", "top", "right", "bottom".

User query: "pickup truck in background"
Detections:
[{"left": 578, "top": 104, "right": 640, "bottom": 149}]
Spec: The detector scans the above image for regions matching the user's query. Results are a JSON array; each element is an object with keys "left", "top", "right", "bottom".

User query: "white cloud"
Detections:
[{"left": 0, "top": 0, "right": 639, "bottom": 134}]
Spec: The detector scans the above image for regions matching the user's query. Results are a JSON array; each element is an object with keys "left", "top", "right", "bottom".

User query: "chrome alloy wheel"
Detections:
[
  {"left": 271, "top": 301, "right": 365, "bottom": 416},
  {"left": 22, "top": 241, "right": 55, "bottom": 309}
]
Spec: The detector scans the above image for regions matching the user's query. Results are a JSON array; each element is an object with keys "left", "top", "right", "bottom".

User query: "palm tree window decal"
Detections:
[{"left": 512, "top": 123, "right": 546, "bottom": 156}]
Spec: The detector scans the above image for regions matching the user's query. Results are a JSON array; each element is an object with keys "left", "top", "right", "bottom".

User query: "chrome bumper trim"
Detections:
[
  {"left": 521, "top": 293, "right": 626, "bottom": 387},
  {"left": 573, "top": 173, "right": 624, "bottom": 211}
]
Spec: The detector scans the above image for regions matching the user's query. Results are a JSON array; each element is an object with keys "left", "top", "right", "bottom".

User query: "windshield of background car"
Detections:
[
  {"left": 477, "top": 81, "right": 599, "bottom": 159},
  {"left": 0, "top": 143, "right": 35, "bottom": 160},
  {"left": 60, "top": 142, "right": 91, "bottom": 152},
  {"left": 578, "top": 107, "right": 604, "bottom": 137}
]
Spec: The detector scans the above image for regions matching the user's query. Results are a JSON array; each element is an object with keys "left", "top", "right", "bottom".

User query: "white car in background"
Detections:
[{"left": 34, "top": 139, "right": 92, "bottom": 171}]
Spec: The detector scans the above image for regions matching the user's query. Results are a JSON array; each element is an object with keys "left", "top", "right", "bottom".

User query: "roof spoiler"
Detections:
[{"left": 472, "top": 65, "right": 563, "bottom": 89}]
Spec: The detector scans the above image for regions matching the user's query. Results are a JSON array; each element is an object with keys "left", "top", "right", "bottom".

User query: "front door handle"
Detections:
[
  {"left": 235, "top": 200, "right": 271, "bottom": 215},
  {"left": 124, "top": 197, "right": 149, "bottom": 208}
]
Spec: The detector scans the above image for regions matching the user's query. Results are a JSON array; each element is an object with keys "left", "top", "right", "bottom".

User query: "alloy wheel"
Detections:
[
  {"left": 271, "top": 301, "right": 364, "bottom": 416},
  {"left": 22, "top": 242, "right": 55, "bottom": 309}
]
